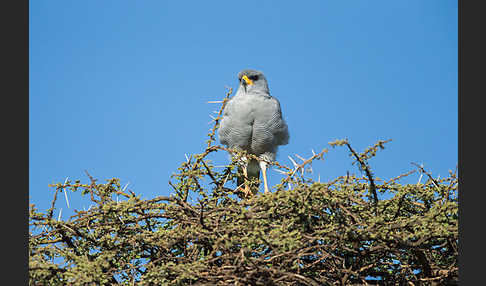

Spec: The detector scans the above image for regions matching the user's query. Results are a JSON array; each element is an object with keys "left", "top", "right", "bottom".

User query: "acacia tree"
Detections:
[{"left": 29, "top": 92, "right": 458, "bottom": 285}]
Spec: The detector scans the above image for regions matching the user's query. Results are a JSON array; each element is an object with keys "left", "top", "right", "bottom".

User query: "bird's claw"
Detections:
[
  {"left": 243, "top": 185, "right": 252, "bottom": 197},
  {"left": 235, "top": 184, "right": 253, "bottom": 198}
]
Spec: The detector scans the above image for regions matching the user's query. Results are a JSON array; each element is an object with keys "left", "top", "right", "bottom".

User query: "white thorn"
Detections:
[
  {"left": 222, "top": 173, "right": 230, "bottom": 186},
  {"left": 207, "top": 100, "right": 223, "bottom": 104},
  {"left": 291, "top": 167, "right": 299, "bottom": 176},
  {"left": 288, "top": 183, "right": 292, "bottom": 190},
  {"left": 311, "top": 149, "right": 316, "bottom": 156},
  {"left": 57, "top": 208, "right": 62, "bottom": 221},
  {"left": 209, "top": 115, "right": 217, "bottom": 120},
  {"left": 318, "top": 173, "right": 321, "bottom": 183},
  {"left": 417, "top": 173, "right": 423, "bottom": 185},
  {"left": 185, "top": 153, "right": 190, "bottom": 162},
  {"left": 122, "top": 182, "right": 130, "bottom": 193},
  {"left": 288, "top": 156, "right": 298, "bottom": 167},
  {"left": 64, "top": 191, "right": 70, "bottom": 209},
  {"left": 295, "top": 154, "right": 306, "bottom": 162},
  {"left": 274, "top": 169, "right": 287, "bottom": 175},
  {"left": 63, "top": 177, "right": 70, "bottom": 209}
]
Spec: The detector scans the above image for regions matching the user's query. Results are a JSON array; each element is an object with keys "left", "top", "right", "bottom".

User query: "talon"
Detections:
[{"left": 244, "top": 184, "right": 252, "bottom": 197}]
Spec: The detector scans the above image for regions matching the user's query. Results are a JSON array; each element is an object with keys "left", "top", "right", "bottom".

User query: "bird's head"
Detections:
[{"left": 237, "top": 69, "right": 269, "bottom": 94}]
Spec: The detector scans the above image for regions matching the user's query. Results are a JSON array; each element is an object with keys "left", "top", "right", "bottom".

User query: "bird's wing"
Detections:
[
  {"left": 218, "top": 96, "right": 254, "bottom": 150},
  {"left": 251, "top": 96, "right": 289, "bottom": 156}
]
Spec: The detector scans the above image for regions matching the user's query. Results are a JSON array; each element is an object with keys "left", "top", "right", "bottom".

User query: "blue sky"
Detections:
[{"left": 30, "top": 1, "right": 457, "bottom": 215}]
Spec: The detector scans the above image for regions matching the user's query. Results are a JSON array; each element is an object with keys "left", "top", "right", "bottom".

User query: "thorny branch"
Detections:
[{"left": 29, "top": 92, "right": 458, "bottom": 285}]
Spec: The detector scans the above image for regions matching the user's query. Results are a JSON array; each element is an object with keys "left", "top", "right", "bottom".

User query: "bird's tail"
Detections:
[{"left": 237, "top": 159, "right": 261, "bottom": 190}]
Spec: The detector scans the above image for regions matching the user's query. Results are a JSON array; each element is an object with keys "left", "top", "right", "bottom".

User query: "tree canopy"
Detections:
[{"left": 29, "top": 93, "right": 458, "bottom": 285}]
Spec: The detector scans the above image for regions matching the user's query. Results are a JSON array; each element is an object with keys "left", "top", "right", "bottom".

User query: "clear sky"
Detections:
[{"left": 30, "top": 1, "right": 457, "bottom": 215}]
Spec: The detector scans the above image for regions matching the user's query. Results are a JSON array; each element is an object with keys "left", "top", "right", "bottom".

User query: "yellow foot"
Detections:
[
  {"left": 243, "top": 185, "right": 252, "bottom": 197},
  {"left": 235, "top": 184, "right": 253, "bottom": 198},
  {"left": 235, "top": 184, "right": 252, "bottom": 198}
]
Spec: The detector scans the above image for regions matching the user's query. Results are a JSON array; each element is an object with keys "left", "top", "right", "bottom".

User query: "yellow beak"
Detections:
[{"left": 242, "top": 75, "right": 254, "bottom": 85}]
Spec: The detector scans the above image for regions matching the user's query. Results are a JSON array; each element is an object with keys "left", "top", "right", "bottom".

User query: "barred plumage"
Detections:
[{"left": 218, "top": 69, "right": 289, "bottom": 196}]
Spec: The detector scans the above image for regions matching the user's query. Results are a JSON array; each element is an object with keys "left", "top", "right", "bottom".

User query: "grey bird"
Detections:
[{"left": 218, "top": 69, "right": 289, "bottom": 196}]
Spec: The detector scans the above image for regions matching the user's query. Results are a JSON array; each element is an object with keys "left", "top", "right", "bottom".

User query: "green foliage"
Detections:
[{"left": 29, "top": 92, "right": 458, "bottom": 285}]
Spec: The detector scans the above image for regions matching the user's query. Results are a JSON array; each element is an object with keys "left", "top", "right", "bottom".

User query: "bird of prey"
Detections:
[{"left": 218, "top": 69, "right": 289, "bottom": 196}]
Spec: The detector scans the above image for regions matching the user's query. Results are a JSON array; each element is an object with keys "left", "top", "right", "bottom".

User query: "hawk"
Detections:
[{"left": 218, "top": 69, "right": 289, "bottom": 196}]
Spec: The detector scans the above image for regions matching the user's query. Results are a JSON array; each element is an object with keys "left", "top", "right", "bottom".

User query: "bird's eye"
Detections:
[{"left": 250, "top": 75, "right": 259, "bottom": 81}]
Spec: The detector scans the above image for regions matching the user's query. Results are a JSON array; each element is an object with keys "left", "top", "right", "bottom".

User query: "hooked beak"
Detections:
[
  {"left": 241, "top": 75, "right": 253, "bottom": 86},
  {"left": 241, "top": 75, "right": 253, "bottom": 93}
]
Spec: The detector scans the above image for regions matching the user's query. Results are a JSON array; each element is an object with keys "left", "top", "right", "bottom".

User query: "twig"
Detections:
[{"left": 345, "top": 141, "right": 379, "bottom": 214}]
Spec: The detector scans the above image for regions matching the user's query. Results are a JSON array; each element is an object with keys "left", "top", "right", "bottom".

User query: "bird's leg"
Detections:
[
  {"left": 259, "top": 160, "right": 270, "bottom": 194},
  {"left": 242, "top": 164, "right": 252, "bottom": 197}
]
